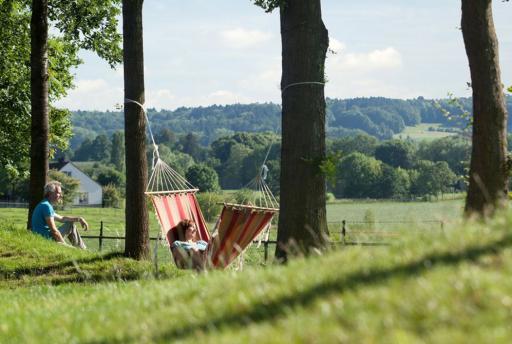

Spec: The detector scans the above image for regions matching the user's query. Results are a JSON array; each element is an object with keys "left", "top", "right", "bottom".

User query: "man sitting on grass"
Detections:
[{"left": 31, "top": 181, "right": 89, "bottom": 249}]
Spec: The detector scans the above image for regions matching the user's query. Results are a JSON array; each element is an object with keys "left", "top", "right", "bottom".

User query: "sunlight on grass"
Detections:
[{"left": 1, "top": 210, "right": 512, "bottom": 342}]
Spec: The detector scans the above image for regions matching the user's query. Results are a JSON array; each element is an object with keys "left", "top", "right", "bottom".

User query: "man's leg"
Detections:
[{"left": 59, "top": 222, "right": 87, "bottom": 249}]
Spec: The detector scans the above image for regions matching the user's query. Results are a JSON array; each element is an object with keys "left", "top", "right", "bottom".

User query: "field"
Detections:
[
  {"left": 1, "top": 206, "right": 512, "bottom": 342},
  {"left": 0, "top": 198, "right": 464, "bottom": 266},
  {"left": 394, "top": 123, "right": 458, "bottom": 141}
]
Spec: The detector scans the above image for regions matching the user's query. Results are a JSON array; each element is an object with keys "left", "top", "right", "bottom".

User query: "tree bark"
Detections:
[
  {"left": 275, "top": 0, "right": 329, "bottom": 262},
  {"left": 462, "top": 0, "right": 509, "bottom": 217},
  {"left": 27, "top": 0, "right": 49, "bottom": 229},
  {"left": 122, "top": 0, "right": 150, "bottom": 259}
]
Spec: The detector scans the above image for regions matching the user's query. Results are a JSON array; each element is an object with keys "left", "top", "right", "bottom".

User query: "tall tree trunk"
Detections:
[
  {"left": 462, "top": 0, "right": 509, "bottom": 217},
  {"left": 275, "top": 0, "right": 329, "bottom": 262},
  {"left": 27, "top": 0, "right": 49, "bottom": 229},
  {"left": 122, "top": 0, "right": 149, "bottom": 259}
]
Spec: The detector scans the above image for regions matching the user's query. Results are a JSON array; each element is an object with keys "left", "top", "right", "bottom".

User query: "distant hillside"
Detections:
[{"left": 70, "top": 96, "right": 512, "bottom": 149}]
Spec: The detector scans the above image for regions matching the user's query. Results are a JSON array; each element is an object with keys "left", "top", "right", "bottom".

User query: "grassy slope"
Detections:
[
  {"left": 393, "top": 123, "right": 457, "bottom": 141},
  {"left": 1, "top": 211, "right": 512, "bottom": 343}
]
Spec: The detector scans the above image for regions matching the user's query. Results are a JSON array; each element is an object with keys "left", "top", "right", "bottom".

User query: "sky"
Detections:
[{"left": 55, "top": 0, "right": 512, "bottom": 111}]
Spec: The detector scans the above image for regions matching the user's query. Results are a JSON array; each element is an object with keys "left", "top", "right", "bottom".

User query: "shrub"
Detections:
[
  {"left": 196, "top": 192, "right": 224, "bottom": 222},
  {"left": 326, "top": 192, "right": 336, "bottom": 202},
  {"left": 102, "top": 184, "right": 122, "bottom": 208}
]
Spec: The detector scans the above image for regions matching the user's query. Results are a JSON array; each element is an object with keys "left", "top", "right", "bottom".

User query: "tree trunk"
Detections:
[
  {"left": 122, "top": 0, "right": 150, "bottom": 259},
  {"left": 462, "top": 0, "right": 509, "bottom": 217},
  {"left": 275, "top": 0, "right": 329, "bottom": 262},
  {"left": 27, "top": 0, "right": 49, "bottom": 229}
]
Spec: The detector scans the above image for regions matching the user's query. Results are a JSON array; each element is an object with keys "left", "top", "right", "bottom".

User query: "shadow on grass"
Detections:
[
  {"left": 1, "top": 251, "right": 124, "bottom": 278},
  {"left": 101, "top": 233, "right": 512, "bottom": 343}
]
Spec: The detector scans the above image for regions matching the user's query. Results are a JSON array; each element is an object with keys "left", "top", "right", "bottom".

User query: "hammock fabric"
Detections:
[
  {"left": 151, "top": 192, "right": 210, "bottom": 243},
  {"left": 209, "top": 204, "right": 276, "bottom": 268}
]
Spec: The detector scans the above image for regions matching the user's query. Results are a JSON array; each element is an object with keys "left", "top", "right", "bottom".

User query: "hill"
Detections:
[
  {"left": 1, "top": 211, "right": 512, "bottom": 342},
  {"left": 70, "top": 96, "right": 512, "bottom": 148}
]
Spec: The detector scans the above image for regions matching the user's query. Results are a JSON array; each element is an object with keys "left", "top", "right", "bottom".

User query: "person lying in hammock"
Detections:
[{"left": 170, "top": 219, "right": 208, "bottom": 270}]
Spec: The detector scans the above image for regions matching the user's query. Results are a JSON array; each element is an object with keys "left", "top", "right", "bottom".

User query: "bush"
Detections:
[
  {"left": 102, "top": 184, "right": 122, "bottom": 208},
  {"left": 196, "top": 192, "right": 224, "bottom": 222},
  {"left": 326, "top": 192, "right": 336, "bottom": 202},
  {"left": 186, "top": 164, "right": 220, "bottom": 192}
]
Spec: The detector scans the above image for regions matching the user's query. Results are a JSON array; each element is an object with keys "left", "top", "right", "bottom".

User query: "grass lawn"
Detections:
[
  {"left": 0, "top": 197, "right": 464, "bottom": 260},
  {"left": 1, "top": 208, "right": 512, "bottom": 343},
  {"left": 394, "top": 123, "right": 458, "bottom": 141}
]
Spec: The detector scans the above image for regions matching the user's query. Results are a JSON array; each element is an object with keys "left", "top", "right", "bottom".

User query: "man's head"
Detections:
[{"left": 44, "top": 181, "right": 63, "bottom": 203}]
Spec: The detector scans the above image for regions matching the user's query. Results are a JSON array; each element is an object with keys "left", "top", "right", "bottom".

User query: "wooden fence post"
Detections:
[
  {"left": 341, "top": 220, "right": 346, "bottom": 244},
  {"left": 99, "top": 221, "right": 104, "bottom": 251}
]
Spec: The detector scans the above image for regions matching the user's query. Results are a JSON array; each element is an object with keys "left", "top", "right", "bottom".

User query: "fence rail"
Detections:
[{"left": 82, "top": 219, "right": 444, "bottom": 262}]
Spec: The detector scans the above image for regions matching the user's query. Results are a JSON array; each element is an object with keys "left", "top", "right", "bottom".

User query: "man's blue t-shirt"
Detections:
[{"left": 31, "top": 199, "right": 55, "bottom": 239}]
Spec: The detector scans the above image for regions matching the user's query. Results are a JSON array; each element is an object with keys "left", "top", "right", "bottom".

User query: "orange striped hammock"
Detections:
[{"left": 148, "top": 190, "right": 277, "bottom": 269}]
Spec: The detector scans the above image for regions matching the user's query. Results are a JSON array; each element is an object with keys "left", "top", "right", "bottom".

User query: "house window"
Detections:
[
  {"left": 79, "top": 192, "right": 89, "bottom": 205},
  {"left": 63, "top": 171, "right": 72, "bottom": 177}
]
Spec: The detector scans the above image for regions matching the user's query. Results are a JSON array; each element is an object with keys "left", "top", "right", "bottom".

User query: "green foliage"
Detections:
[
  {"left": 375, "top": 139, "right": 416, "bottom": 169},
  {"left": 95, "top": 166, "right": 125, "bottom": 187},
  {"left": 319, "top": 152, "right": 342, "bottom": 187},
  {"left": 362, "top": 209, "right": 376, "bottom": 230},
  {"left": 0, "top": 2, "right": 74, "bottom": 174},
  {"left": 48, "top": 170, "right": 80, "bottom": 207},
  {"left": 48, "top": 0, "right": 122, "bottom": 67},
  {"left": 417, "top": 135, "right": 471, "bottom": 176},
  {"left": 335, "top": 153, "right": 383, "bottom": 198},
  {"left": 110, "top": 131, "right": 125, "bottom": 172},
  {"left": 153, "top": 145, "right": 195, "bottom": 177},
  {"left": 186, "top": 164, "right": 220, "bottom": 192},
  {"left": 327, "top": 133, "right": 378, "bottom": 156},
  {"left": 73, "top": 133, "right": 113, "bottom": 162},
  {"left": 69, "top": 97, "right": 512, "bottom": 149},
  {"left": 377, "top": 165, "right": 411, "bottom": 199},
  {"left": 195, "top": 192, "right": 224, "bottom": 222},
  {"left": 433, "top": 93, "right": 472, "bottom": 129},
  {"left": 102, "top": 184, "right": 122, "bottom": 208},
  {"left": 252, "top": 0, "right": 282, "bottom": 12},
  {"left": 410, "top": 160, "right": 457, "bottom": 199}
]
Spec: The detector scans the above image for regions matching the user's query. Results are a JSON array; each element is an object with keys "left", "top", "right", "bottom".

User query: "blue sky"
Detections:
[{"left": 55, "top": 0, "right": 512, "bottom": 111}]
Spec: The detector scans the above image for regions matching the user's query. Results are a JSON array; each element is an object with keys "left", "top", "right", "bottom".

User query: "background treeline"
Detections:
[
  {"left": 6, "top": 128, "right": 512, "bottom": 203},
  {"left": 70, "top": 96, "right": 512, "bottom": 148},
  {"left": 51, "top": 131, "right": 483, "bottom": 201},
  {"left": 3, "top": 95, "right": 512, "bottom": 204}
]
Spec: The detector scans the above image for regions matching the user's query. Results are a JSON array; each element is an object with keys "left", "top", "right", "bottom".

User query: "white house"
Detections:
[{"left": 52, "top": 161, "right": 103, "bottom": 206}]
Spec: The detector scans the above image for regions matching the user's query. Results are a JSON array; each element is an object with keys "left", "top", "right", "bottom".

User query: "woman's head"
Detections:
[{"left": 180, "top": 219, "right": 198, "bottom": 241}]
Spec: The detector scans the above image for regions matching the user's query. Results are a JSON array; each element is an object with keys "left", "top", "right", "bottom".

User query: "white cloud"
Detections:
[
  {"left": 328, "top": 42, "right": 402, "bottom": 73},
  {"left": 329, "top": 38, "right": 346, "bottom": 54},
  {"left": 205, "top": 90, "right": 252, "bottom": 104},
  {"left": 221, "top": 28, "right": 273, "bottom": 49},
  {"left": 55, "top": 79, "right": 123, "bottom": 111},
  {"left": 146, "top": 89, "right": 177, "bottom": 109}
]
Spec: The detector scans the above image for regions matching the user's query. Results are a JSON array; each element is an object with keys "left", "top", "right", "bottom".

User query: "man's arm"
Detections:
[
  {"left": 53, "top": 214, "right": 89, "bottom": 231},
  {"left": 45, "top": 216, "right": 66, "bottom": 243}
]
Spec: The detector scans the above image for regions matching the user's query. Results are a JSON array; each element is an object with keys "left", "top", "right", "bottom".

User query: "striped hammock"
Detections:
[
  {"left": 126, "top": 98, "right": 278, "bottom": 268},
  {"left": 146, "top": 157, "right": 278, "bottom": 269}
]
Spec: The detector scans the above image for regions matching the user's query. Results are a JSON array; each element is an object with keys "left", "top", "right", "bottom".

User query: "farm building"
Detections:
[{"left": 50, "top": 160, "right": 103, "bottom": 206}]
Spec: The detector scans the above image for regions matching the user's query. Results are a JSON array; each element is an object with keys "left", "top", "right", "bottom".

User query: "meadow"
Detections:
[
  {"left": 393, "top": 123, "right": 458, "bottom": 141},
  {"left": 1, "top": 206, "right": 511, "bottom": 343},
  {"left": 0, "top": 197, "right": 464, "bottom": 267}
]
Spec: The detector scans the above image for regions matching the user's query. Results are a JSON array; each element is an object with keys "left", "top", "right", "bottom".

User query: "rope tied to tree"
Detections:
[
  {"left": 124, "top": 98, "right": 160, "bottom": 165},
  {"left": 281, "top": 81, "right": 325, "bottom": 94}
]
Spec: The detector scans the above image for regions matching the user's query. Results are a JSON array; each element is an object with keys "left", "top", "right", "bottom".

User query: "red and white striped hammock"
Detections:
[
  {"left": 146, "top": 156, "right": 278, "bottom": 269},
  {"left": 127, "top": 97, "right": 278, "bottom": 269}
]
